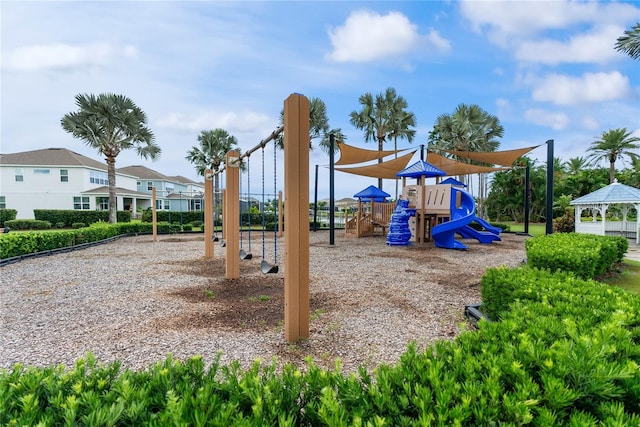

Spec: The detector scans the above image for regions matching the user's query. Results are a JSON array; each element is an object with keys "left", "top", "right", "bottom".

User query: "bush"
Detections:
[
  {"left": 55, "top": 222, "right": 66, "bottom": 229},
  {"left": 182, "top": 223, "right": 193, "bottom": 231},
  {"left": 553, "top": 210, "right": 575, "bottom": 233},
  {"left": 192, "top": 220, "right": 203, "bottom": 228},
  {"left": 4, "top": 219, "right": 51, "bottom": 230},
  {"left": 72, "top": 222, "right": 86, "bottom": 229},
  {"left": 525, "top": 233, "right": 626, "bottom": 279},
  {"left": 0, "top": 209, "right": 17, "bottom": 226}
]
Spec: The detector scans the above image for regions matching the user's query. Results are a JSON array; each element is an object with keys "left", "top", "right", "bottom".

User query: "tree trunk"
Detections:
[
  {"left": 377, "top": 138, "right": 383, "bottom": 189},
  {"left": 107, "top": 156, "right": 117, "bottom": 224},
  {"left": 609, "top": 161, "right": 616, "bottom": 183}
]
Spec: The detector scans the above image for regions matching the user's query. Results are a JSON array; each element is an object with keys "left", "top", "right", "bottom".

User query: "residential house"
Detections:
[{"left": 0, "top": 148, "right": 204, "bottom": 219}]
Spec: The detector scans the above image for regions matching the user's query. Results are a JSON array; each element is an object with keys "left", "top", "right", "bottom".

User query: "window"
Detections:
[
  {"left": 164, "top": 200, "right": 170, "bottom": 210},
  {"left": 73, "top": 196, "right": 90, "bottom": 210},
  {"left": 96, "top": 197, "right": 109, "bottom": 210},
  {"left": 15, "top": 169, "right": 23, "bottom": 182},
  {"left": 147, "top": 181, "right": 153, "bottom": 191},
  {"left": 193, "top": 199, "right": 201, "bottom": 210},
  {"left": 89, "top": 170, "right": 108, "bottom": 185},
  {"left": 0, "top": 196, "right": 5, "bottom": 209},
  {"left": 155, "top": 200, "right": 162, "bottom": 210},
  {"left": 60, "top": 169, "right": 69, "bottom": 182},
  {"left": 34, "top": 168, "right": 50, "bottom": 174}
]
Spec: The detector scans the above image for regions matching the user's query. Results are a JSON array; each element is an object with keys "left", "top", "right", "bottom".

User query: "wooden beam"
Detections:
[
  {"left": 225, "top": 151, "right": 240, "bottom": 279},
  {"left": 204, "top": 169, "right": 214, "bottom": 258},
  {"left": 284, "top": 93, "right": 310, "bottom": 342}
]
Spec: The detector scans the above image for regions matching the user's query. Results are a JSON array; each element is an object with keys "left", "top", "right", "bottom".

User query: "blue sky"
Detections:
[{"left": 2, "top": 1, "right": 639, "bottom": 200}]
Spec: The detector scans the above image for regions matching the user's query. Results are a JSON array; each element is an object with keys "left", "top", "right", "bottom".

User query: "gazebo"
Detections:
[{"left": 570, "top": 180, "right": 640, "bottom": 244}]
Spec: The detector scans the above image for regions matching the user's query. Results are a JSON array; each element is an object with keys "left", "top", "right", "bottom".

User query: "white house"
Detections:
[{"left": 0, "top": 148, "right": 204, "bottom": 219}]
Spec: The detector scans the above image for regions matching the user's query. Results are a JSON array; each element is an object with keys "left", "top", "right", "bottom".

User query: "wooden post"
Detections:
[
  {"left": 204, "top": 169, "right": 214, "bottom": 258},
  {"left": 277, "top": 190, "right": 283, "bottom": 238},
  {"left": 222, "top": 189, "right": 227, "bottom": 241},
  {"left": 152, "top": 186, "right": 157, "bottom": 242},
  {"left": 225, "top": 151, "right": 240, "bottom": 279},
  {"left": 284, "top": 93, "right": 310, "bottom": 342}
]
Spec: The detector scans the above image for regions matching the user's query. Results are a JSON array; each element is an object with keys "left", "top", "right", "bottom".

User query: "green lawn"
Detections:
[
  {"left": 503, "top": 222, "right": 546, "bottom": 237},
  {"left": 602, "top": 259, "right": 640, "bottom": 295}
]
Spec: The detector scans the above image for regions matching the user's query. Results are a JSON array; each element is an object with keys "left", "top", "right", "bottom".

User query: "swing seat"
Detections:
[
  {"left": 240, "top": 249, "right": 253, "bottom": 260},
  {"left": 261, "top": 260, "right": 278, "bottom": 274},
  {"left": 220, "top": 239, "right": 226, "bottom": 247},
  {"left": 212, "top": 236, "right": 219, "bottom": 242}
]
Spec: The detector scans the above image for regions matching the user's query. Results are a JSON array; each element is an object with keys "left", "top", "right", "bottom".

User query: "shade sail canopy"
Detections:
[
  {"left": 426, "top": 151, "right": 508, "bottom": 175},
  {"left": 336, "top": 141, "right": 406, "bottom": 166},
  {"left": 353, "top": 185, "right": 391, "bottom": 200},
  {"left": 396, "top": 160, "right": 446, "bottom": 178},
  {"left": 335, "top": 150, "right": 417, "bottom": 179},
  {"left": 435, "top": 145, "right": 541, "bottom": 166}
]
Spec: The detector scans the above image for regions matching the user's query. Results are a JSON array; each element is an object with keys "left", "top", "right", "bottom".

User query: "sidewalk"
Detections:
[{"left": 625, "top": 242, "right": 640, "bottom": 262}]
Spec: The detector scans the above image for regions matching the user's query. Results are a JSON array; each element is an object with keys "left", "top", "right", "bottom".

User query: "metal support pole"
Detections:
[
  {"left": 546, "top": 139, "right": 554, "bottom": 235},
  {"left": 313, "top": 164, "right": 318, "bottom": 232},
  {"left": 524, "top": 165, "right": 530, "bottom": 235},
  {"left": 329, "top": 133, "right": 335, "bottom": 246}
]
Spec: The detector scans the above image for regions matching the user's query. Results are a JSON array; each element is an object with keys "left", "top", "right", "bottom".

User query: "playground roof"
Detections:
[
  {"left": 440, "top": 177, "right": 467, "bottom": 187},
  {"left": 434, "top": 145, "right": 541, "bottom": 166},
  {"left": 396, "top": 160, "right": 446, "bottom": 178},
  {"left": 353, "top": 185, "right": 390, "bottom": 200},
  {"left": 570, "top": 181, "right": 640, "bottom": 205},
  {"left": 335, "top": 141, "right": 407, "bottom": 165}
]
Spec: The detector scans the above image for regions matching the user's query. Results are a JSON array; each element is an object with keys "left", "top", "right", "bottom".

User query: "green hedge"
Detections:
[
  {"left": 525, "top": 233, "right": 628, "bottom": 279},
  {"left": 2, "top": 266, "right": 640, "bottom": 425},
  {"left": 34, "top": 210, "right": 131, "bottom": 226},
  {"left": 0, "top": 209, "right": 17, "bottom": 226},
  {"left": 3, "top": 219, "right": 52, "bottom": 230},
  {"left": 0, "top": 222, "right": 179, "bottom": 259}
]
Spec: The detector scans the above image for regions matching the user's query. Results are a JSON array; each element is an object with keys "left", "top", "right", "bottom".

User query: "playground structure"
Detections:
[
  {"left": 397, "top": 182, "right": 501, "bottom": 250},
  {"left": 345, "top": 185, "right": 396, "bottom": 238}
]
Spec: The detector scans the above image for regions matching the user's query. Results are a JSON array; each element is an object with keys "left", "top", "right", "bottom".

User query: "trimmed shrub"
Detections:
[
  {"left": 4, "top": 219, "right": 51, "bottom": 230},
  {"left": 0, "top": 209, "right": 17, "bottom": 226},
  {"left": 72, "top": 222, "right": 86, "bottom": 229}
]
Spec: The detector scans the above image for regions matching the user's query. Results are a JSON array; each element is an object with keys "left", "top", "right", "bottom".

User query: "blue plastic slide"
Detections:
[
  {"left": 472, "top": 217, "right": 502, "bottom": 235},
  {"left": 456, "top": 225, "right": 501, "bottom": 244},
  {"left": 432, "top": 187, "right": 475, "bottom": 250}
]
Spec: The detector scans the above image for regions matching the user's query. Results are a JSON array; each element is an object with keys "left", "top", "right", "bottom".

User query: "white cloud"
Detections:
[
  {"left": 515, "top": 25, "right": 626, "bottom": 65},
  {"left": 326, "top": 10, "right": 448, "bottom": 63},
  {"left": 155, "top": 110, "right": 276, "bottom": 142},
  {"left": 3, "top": 42, "right": 138, "bottom": 71},
  {"left": 525, "top": 109, "right": 570, "bottom": 130},
  {"left": 459, "top": 0, "right": 639, "bottom": 64},
  {"left": 581, "top": 115, "right": 600, "bottom": 131},
  {"left": 532, "top": 71, "right": 631, "bottom": 106}
]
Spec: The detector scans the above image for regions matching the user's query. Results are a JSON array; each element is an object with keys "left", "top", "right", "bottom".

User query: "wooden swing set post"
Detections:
[
  {"left": 225, "top": 151, "right": 240, "bottom": 279},
  {"left": 284, "top": 93, "right": 310, "bottom": 342},
  {"left": 204, "top": 169, "right": 214, "bottom": 258}
]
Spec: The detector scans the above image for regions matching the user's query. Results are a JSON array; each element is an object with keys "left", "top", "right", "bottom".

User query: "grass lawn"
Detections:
[
  {"left": 602, "top": 259, "right": 640, "bottom": 295},
  {"left": 503, "top": 222, "right": 546, "bottom": 237}
]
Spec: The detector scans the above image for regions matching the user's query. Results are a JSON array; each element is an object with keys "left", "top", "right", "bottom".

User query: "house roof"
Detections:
[
  {"left": 82, "top": 186, "right": 152, "bottom": 197},
  {"left": 169, "top": 175, "right": 200, "bottom": 185},
  {"left": 0, "top": 148, "right": 107, "bottom": 170},
  {"left": 117, "top": 165, "right": 171, "bottom": 180},
  {"left": 570, "top": 181, "right": 640, "bottom": 205}
]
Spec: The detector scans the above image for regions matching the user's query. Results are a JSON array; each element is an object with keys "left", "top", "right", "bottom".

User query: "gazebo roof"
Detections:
[
  {"left": 570, "top": 181, "right": 640, "bottom": 205},
  {"left": 439, "top": 177, "right": 466, "bottom": 187}
]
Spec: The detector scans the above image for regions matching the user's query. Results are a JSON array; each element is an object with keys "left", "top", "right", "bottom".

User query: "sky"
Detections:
[{"left": 2, "top": 0, "right": 639, "bottom": 201}]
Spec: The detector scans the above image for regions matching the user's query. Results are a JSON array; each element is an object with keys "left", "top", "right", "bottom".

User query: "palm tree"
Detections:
[
  {"left": 319, "top": 129, "right": 347, "bottom": 154},
  {"left": 564, "top": 156, "right": 588, "bottom": 175},
  {"left": 388, "top": 101, "right": 417, "bottom": 198},
  {"left": 277, "top": 97, "right": 331, "bottom": 150},
  {"left": 350, "top": 87, "right": 414, "bottom": 188},
  {"left": 61, "top": 93, "right": 160, "bottom": 223},
  {"left": 587, "top": 128, "right": 640, "bottom": 183},
  {"left": 428, "top": 103, "right": 503, "bottom": 208},
  {"left": 186, "top": 128, "right": 240, "bottom": 208},
  {"left": 615, "top": 23, "right": 640, "bottom": 60}
]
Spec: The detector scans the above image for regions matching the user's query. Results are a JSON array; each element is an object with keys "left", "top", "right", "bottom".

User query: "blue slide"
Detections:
[
  {"left": 456, "top": 225, "right": 501, "bottom": 244},
  {"left": 432, "top": 187, "right": 476, "bottom": 250}
]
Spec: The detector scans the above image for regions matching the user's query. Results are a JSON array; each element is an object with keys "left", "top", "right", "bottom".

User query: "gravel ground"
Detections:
[{"left": 0, "top": 231, "right": 528, "bottom": 374}]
